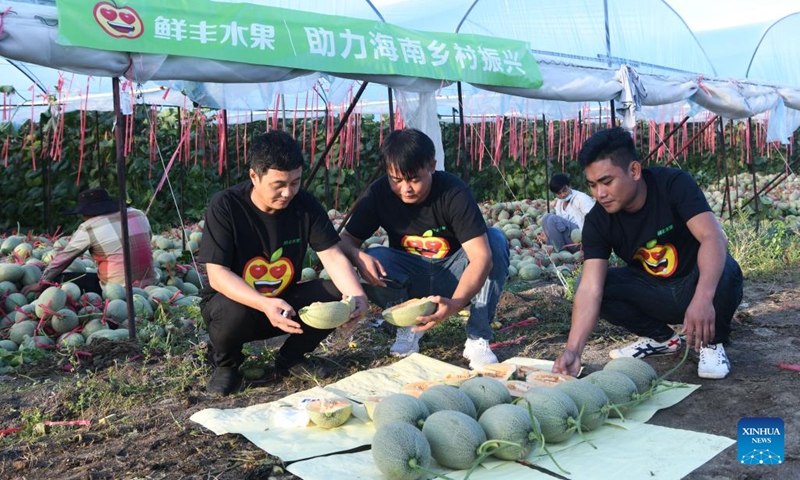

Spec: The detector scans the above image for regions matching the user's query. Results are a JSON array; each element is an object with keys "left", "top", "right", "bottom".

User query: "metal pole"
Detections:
[
  {"left": 747, "top": 118, "right": 759, "bottom": 232},
  {"left": 457, "top": 81, "right": 469, "bottom": 183},
  {"left": 643, "top": 115, "right": 690, "bottom": 164},
  {"left": 543, "top": 114, "right": 550, "bottom": 213},
  {"left": 717, "top": 117, "right": 734, "bottom": 222},
  {"left": 303, "top": 81, "right": 369, "bottom": 190},
  {"left": 112, "top": 77, "right": 137, "bottom": 340},
  {"left": 387, "top": 87, "right": 395, "bottom": 131}
]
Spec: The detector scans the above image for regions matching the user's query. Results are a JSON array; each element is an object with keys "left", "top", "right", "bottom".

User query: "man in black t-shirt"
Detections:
[
  {"left": 553, "top": 127, "right": 743, "bottom": 380},
  {"left": 198, "top": 131, "right": 367, "bottom": 396},
  {"left": 340, "top": 128, "right": 510, "bottom": 370}
]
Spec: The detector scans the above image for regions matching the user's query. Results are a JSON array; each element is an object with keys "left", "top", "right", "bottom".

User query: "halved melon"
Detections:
[
  {"left": 476, "top": 363, "right": 517, "bottom": 380},
  {"left": 525, "top": 371, "right": 577, "bottom": 387},
  {"left": 362, "top": 395, "right": 385, "bottom": 420},
  {"left": 305, "top": 398, "right": 353, "bottom": 429},
  {"left": 502, "top": 380, "right": 536, "bottom": 397},
  {"left": 298, "top": 298, "right": 352, "bottom": 329},
  {"left": 442, "top": 370, "right": 477, "bottom": 387},
  {"left": 401, "top": 380, "right": 440, "bottom": 398},
  {"left": 382, "top": 298, "right": 436, "bottom": 327}
]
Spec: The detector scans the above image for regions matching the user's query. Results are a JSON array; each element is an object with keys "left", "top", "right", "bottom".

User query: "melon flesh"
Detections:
[{"left": 305, "top": 398, "right": 353, "bottom": 429}]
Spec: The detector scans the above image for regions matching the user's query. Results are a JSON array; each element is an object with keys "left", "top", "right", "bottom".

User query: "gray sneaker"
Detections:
[{"left": 390, "top": 327, "right": 424, "bottom": 357}]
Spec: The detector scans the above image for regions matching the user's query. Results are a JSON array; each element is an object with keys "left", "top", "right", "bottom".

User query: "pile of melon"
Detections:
[
  {"left": 0, "top": 230, "right": 206, "bottom": 371},
  {"left": 369, "top": 357, "right": 677, "bottom": 480}
]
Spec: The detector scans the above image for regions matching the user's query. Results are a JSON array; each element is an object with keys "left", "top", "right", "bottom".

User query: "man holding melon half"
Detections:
[
  {"left": 198, "top": 131, "right": 367, "bottom": 396},
  {"left": 553, "top": 127, "right": 743, "bottom": 380},
  {"left": 339, "top": 128, "right": 510, "bottom": 370}
]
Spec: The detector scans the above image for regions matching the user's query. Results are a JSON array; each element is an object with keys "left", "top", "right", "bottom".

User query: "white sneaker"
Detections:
[
  {"left": 698, "top": 343, "right": 731, "bottom": 379},
  {"left": 463, "top": 338, "right": 499, "bottom": 370},
  {"left": 390, "top": 327, "right": 424, "bottom": 357},
  {"left": 609, "top": 333, "right": 682, "bottom": 359}
]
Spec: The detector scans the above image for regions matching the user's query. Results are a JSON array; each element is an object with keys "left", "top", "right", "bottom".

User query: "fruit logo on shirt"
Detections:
[
  {"left": 633, "top": 239, "right": 678, "bottom": 277},
  {"left": 93, "top": 2, "right": 144, "bottom": 39},
  {"left": 243, "top": 248, "right": 294, "bottom": 297},
  {"left": 402, "top": 230, "right": 450, "bottom": 259}
]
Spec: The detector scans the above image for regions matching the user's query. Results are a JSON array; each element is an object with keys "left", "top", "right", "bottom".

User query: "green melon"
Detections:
[
  {"left": 305, "top": 398, "right": 353, "bottom": 429},
  {"left": 20, "top": 264, "right": 42, "bottom": 286},
  {"left": 51, "top": 308, "right": 80, "bottom": 334},
  {"left": 105, "top": 299, "right": 129, "bottom": 322},
  {"left": 382, "top": 298, "right": 436, "bottom": 327},
  {"left": 604, "top": 357, "right": 659, "bottom": 394},
  {"left": 0, "top": 280, "right": 18, "bottom": 295},
  {"left": 582, "top": 370, "right": 639, "bottom": 417},
  {"left": 0, "top": 235, "right": 23, "bottom": 255},
  {"left": 422, "top": 410, "right": 486, "bottom": 470},
  {"left": 517, "top": 386, "right": 579, "bottom": 443},
  {"left": 57, "top": 332, "right": 86, "bottom": 349},
  {"left": 34, "top": 287, "right": 67, "bottom": 318},
  {"left": 60, "top": 282, "right": 82, "bottom": 303},
  {"left": 372, "top": 421, "right": 432, "bottom": 480},
  {"left": 4, "top": 292, "right": 28, "bottom": 313},
  {"left": 478, "top": 403, "right": 541, "bottom": 460},
  {"left": 298, "top": 298, "right": 353, "bottom": 329},
  {"left": 102, "top": 282, "right": 126, "bottom": 301},
  {"left": 0, "top": 264, "right": 24, "bottom": 284},
  {"left": 419, "top": 384, "right": 477, "bottom": 418},
  {"left": 459, "top": 376, "right": 512, "bottom": 417},
  {"left": 20, "top": 335, "right": 55, "bottom": 351},
  {"left": 87, "top": 328, "right": 129, "bottom": 344},
  {"left": 554, "top": 379, "right": 611, "bottom": 431},
  {"left": 0, "top": 339, "right": 19, "bottom": 351},
  {"left": 82, "top": 318, "right": 109, "bottom": 338},
  {"left": 373, "top": 393, "right": 430, "bottom": 429}
]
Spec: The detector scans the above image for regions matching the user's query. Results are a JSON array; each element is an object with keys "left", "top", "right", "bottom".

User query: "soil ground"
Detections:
[{"left": 1, "top": 271, "right": 798, "bottom": 480}]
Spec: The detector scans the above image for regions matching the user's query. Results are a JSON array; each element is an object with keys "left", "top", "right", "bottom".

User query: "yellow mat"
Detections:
[{"left": 189, "top": 354, "right": 735, "bottom": 478}]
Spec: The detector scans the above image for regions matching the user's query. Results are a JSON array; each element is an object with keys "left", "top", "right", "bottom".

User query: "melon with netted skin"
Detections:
[
  {"left": 305, "top": 398, "right": 353, "bottom": 429},
  {"left": 382, "top": 298, "right": 436, "bottom": 327},
  {"left": 298, "top": 297, "right": 354, "bottom": 329},
  {"left": 372, "top": 421, "right": 432, "bottom": 480}
]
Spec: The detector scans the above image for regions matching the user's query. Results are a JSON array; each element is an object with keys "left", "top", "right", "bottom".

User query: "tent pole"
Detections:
[
  {"left": 457, "top": 81, "right": 469, "bottom": 183},
  {"left": 303, "top": 81, "right": 369, "bottom": 190},
  {"left": 665, "top": 115, "right": 716, "bottom": 166},
  {"left": 644, "top": 116, "right": 689, "bottom": 164},
  {"left": 748, "top": 117, "right": 759, "bottom": 233},
  {"left": 387, "top": 87, "right": 394, "bottom": 131},
  {"left": 717, "top": 117, "right": 734, "bottom": 223},
  {"left": 543, "top": 113, "right": 550, "bottom": 214},
  {"left": 112, "top": 77, "right": 137, "bottom": 340}
]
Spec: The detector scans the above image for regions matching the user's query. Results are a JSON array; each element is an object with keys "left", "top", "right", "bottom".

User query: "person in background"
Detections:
[
  {"left": 540, "top": 173, "right": 595, "bottom": 253},
  {"left": 22, "top": 188, "right": 157, "bottom": 295},
  {"left": 198, "top": 130, "right": 368, "bottom": 396},
  {"left": 552, "top": 127, "right": 743, "bottom": 380},
  {"left": 339, "top": 128, "right": 510, "bottom": 370}
]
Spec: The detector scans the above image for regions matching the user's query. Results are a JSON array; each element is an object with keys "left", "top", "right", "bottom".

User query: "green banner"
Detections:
[{"left": 56, "top": 0, "right": 542, "bottom": 89}]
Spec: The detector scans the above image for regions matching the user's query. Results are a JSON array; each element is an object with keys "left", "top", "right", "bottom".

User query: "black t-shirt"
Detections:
[
  {"left": 345, "top": 171, "right": 487, "bottom": 259},
  {"left": 582, "top": 167, "right": 711, "bottom": 279},
  {"left": 198, "top": 181, "right": 339, "bottom": 297}
]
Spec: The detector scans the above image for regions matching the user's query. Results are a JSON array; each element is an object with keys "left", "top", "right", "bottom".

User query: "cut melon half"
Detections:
[
  {"left": 382, "top": 298, "right": 436, "bottom": 327},
  {"left": 305, "top": 398, "right": 353, "bottom": 429}
]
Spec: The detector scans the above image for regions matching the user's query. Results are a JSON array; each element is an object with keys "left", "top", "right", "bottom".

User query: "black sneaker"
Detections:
[{"left": 207, "top": 367, "right": 242, "bottom": 396}]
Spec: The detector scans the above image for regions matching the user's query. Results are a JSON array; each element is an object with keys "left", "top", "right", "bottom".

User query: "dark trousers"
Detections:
[
  {"left": 594, "top": 254, "right": 743, "bottom": 344},
  {"left": 58, "top": 272, "right": 102, "bottom": 295},
  {"left": 201, "top": 279, "right": 342, "bottom": 369}
]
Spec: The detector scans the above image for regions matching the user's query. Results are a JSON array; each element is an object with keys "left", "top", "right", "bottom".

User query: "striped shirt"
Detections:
[{"left": 42, "top": 208, "right": 158, "bottom": 288}]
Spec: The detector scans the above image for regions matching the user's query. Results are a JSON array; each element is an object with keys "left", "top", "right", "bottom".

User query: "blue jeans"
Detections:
[
  {"left": 581, "top": 253, "right": 743, "bottom": 344},
  {"left": 542, "top": 213, "right": 579, "bottom": 253},
  {"left": 363, "top": 227, "right": 509, "bottom": 340}
]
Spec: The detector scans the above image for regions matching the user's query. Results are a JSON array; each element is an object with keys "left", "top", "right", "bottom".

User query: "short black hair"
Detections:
[
  {"left": 577, "top": 127, "right": 639, "bottom": 170},
  {"left": 549, "top": 173, "right": 571, "bottom": 193},
  {"left": 249, "top": 130, "right": 305, "bottom": 177},
  {"left": 379, "top": 128, "right": 435, "bottom": 179}
]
